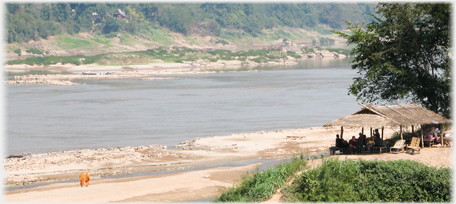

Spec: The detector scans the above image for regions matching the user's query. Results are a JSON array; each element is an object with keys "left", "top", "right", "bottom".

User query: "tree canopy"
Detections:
[
  {"left": 334, "top": 3, "right": 451, "bottom": 117},
  {"left": 6, "top": 3, "right": 377, "bottom": 43}
]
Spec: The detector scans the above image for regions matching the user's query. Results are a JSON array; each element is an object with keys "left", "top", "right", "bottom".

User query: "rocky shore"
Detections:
[{"left": 4, "top": 126, "right": 351, "bottom": 187}]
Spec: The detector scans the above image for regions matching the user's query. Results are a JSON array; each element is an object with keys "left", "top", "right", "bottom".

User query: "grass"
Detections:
[
  {"left": 5, "top": 70, "right": 73, "bottom": 77},
  {"left": 55, "top": 35, "right": 93, "bottom": 50},
  {"left": 92, "top": 34, "right": 112, "bottom": 47},
  {"left": 281, "top": 158, "right": 452, "bottom": 202},
  {"left": 214, "top": 155, "right": 308, "bottom": 202}
]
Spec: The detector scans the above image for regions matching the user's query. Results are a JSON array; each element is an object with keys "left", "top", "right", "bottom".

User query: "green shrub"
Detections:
[
  {"left": 282, "top": 158, "right": 451, "bottom": 202},
  {"left": 215, "top": 157, "right": 307, "bottom": 202},
  {"left": 4, "top": 70, "right": 73, "bottom": 77},
  {"left": 326, "top": 48, "right": 352, "bottom": 56},
  {"left": 286, "top": 51, "right": 301, "bottom": 59},
  {"left": 14, "top": 48, "right": 21, "bottom": 56},
  {"left": 25, "top": 48, "right": 43, "bottom": 55},
  {"left": 215, "top": 39, "right": 229, "bottom": 45}
]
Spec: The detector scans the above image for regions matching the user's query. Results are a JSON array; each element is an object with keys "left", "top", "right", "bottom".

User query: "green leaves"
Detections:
[
  {"left": 215, "top": 157, "right": 307, "bottom": 202},
  {"left": 337, "top": 3, "right": 451, "bottom": 117},
  {"left": 282, "top": 158, "right": 451, "bottom": 202}
]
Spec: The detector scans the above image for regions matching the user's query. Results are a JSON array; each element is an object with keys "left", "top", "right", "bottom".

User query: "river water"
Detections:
[{"left": 6, "top": 58, "right": 360, "bottom": 155}]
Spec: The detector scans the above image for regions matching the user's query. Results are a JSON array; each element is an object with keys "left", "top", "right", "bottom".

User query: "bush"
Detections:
[
  {"left": 25, "top": 47, "right": 43, "bottom": 55},
  {"left": 215, "top": 39, "right": 229, "bottom": 45},
  {"left": 215, "top": 156, "right": 307, "bottom": 202},
  {"left": 14, "top": 48, "right": 21, "bottom": 56},
  {"left": 281, "top": 158, "right": 451, "bottom": 202}
]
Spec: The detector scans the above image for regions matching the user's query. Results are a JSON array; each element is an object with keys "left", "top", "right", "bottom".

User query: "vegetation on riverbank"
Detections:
[
  {"left": 4, "top": 70, "right": 74, "bottom": 77},
  {"left": 214, "top": 155, "right": 308, "bottom": 202},
  {"left": 281, "top": 158, "right": 451, "bottom": 202},
  {"left": 6, "top": 46, "right": 351, "bottom": 67},
  {"left": 214, "top": 157, "right": 451, "bottom": 202}
]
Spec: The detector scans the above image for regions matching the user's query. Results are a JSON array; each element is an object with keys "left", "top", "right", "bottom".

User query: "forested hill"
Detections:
[{"left": 6, "top": 3, "right": 377, "bottom": 44}]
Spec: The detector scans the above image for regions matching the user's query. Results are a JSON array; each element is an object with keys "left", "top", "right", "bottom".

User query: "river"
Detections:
[{"left": 6, "top": 58, "right": 360, "bottom": 155}]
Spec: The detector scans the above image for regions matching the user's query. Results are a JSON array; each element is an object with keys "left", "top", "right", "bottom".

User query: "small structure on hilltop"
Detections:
[
  {"left": 114, "top": 9, "right": 128, "bottom": 19},
  {"left": 324, "top": 103, "right": 451, "bottom": 148}
]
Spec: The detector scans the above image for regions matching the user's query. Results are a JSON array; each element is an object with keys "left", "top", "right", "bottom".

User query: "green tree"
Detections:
[
  {"left": 102, "top": 17, "right": 120, "bottom": 34},
  {"left": 334, "top": 3, "right": 451, "bottom": 117}
]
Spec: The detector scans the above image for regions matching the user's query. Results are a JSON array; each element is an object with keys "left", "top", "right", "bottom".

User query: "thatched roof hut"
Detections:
[
  {"left": 324, "top": 103, "right": 451, "bottom": 147},
  {"left": 324, "top": 104, "right": 451, "bottom": 128}
]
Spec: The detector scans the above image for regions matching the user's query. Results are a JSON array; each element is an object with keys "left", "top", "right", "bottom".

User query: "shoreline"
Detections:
[
  {"left": 4, "top": 126, "right": 452, "bottom": 202},
  {"left": 3, "top": 56, "right": 351, "bottom": 85}
]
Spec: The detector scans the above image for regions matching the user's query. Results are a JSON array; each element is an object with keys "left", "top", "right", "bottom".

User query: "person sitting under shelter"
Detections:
[
  {"left": 336, "top": 134, "right": 348, "bottom": 148},
  {"left": 373, "top": 130, "right": 383, "bottom": 147},
  {"left": 349, "top": 136, "right": 357, "bottom": 154}
]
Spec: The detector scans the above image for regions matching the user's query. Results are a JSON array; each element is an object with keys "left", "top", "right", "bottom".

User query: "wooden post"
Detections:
[
  {"left": 381, "top": 126, "right": 384, "bottom": 139},
  {"left": 400, "top": 125, "right": 403, "bottom": 140},
  {"left": 439, "top": 123, "right": 444, "bottom": 147},
  {"left": 421, "top": 127, "right": 424, "bottom": 148},
  {"left": 421, "top": 126, "right": 424, "bottom": 148},
  {"left": 412, "top": 125, "right": 415, "bottom": 136},
  {"left": 370, "top": 127, "right": 372, "bottom": 138},
  {"left": 340, "top": 126, "right": 344, "bottom": 139},
  {"left": 361, "top": 127, "right": 364, "bottom": 136}
]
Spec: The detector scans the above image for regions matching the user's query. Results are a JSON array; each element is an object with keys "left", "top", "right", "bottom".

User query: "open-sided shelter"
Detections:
[{"left": 324, "top": 103, "right": 451, "bottom": 147}]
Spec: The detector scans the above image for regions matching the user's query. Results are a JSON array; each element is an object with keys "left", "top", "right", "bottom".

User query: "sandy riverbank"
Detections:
[
  {"left": 4, "top": 126, "right": 452, "bottom": 202},
  {"left": 3, "top": 62, "right": 280, "bottom": 85}
]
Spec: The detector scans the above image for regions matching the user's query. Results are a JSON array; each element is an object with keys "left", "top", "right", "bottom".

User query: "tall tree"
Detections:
[{"left": 334, "top": 3, "right": 451, "bottom": 117}]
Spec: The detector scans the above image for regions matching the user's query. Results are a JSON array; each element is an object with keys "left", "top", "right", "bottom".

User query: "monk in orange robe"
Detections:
[
  {"left": 85, "top": 172, "right": 90, "bottom": 187},
  {"left": 79, "top": 172, "right": 84, "bottom": 187}
]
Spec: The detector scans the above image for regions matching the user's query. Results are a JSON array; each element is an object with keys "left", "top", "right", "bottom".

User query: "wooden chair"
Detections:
[
  {"left": 390, "top": 140, "right": 405, "bottom": 153},
  {"left": 406, "top": 137, "right": 421, "bottom": 154}
]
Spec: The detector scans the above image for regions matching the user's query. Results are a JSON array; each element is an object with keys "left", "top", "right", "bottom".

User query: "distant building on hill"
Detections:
[{"left": 113, "top": 9, "right": 127, "bottom": 19}]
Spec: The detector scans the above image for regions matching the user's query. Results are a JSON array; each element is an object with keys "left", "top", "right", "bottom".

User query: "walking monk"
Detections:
[
  {"left": 85, "top": 172, "right": 90, "bottom": 187},
  {"left": 79, "top": 172, "right": 84, "bottom": 187}
]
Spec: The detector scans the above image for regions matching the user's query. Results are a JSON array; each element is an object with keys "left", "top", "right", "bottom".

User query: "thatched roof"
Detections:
[{"left": 324, "top": 104, "right": 451, "bottom": 128}]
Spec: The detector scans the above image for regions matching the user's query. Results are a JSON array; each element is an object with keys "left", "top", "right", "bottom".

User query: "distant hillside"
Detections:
[
  {"left": 5, "top": 3, "right": 375, "bottom": 60},
  {"left": 6, "top": 3, "right": 376, "bottom": 42}
]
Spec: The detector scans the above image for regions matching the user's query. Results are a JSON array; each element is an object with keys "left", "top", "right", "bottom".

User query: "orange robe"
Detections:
[
  {"left": 85, "top": 172, "right": 90, "bottom": 186},
  {"left": 79, "top": 173, "right": 84, "bottom": 186}
]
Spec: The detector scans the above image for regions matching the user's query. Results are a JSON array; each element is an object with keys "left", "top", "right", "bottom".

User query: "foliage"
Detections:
[
  {"left": 4, "top": 70, "right": 73, "bottom": 77},
  {"left": 214, "top": 156, "right": 308, "bottom": 202},
  {"left": 286, "top": 51, "right": 301, "bottom": 59},
  {"left": 13, "top": 48, "right": 21, "bottom": 56},
  {"left": 25, "top": 47, "right": 43, "bottom": 55},
  {"left": 103, "top": 17, "right": 121, "bottom": 34},
  {"left": 282, "top": 158, "right": 451, "bottom": 202},
  {"left": 6, "top": 54, "right": 105, "bottom": 66},
  {"left": 326, "top": 48, "right": 352, "bottom": 56},
  {"left": 6, "top": 3, "right": 377, "bottom": 43},
  {"left": 215, "top": 39, "right": 229, "bottom": 45},
  {"left": 334, "top": 3, "right": 451, "bottom": 117}
]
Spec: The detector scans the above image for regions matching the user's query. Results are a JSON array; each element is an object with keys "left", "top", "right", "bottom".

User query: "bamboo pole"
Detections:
[
  {"left": 370, "top": 127, "right": 372, "bottom": 137},
  {"left": 361, "top": 127, "right": 364, "bottom": 136},
  {"left": 381, "top": 126, "right": 384, "bottom": 139},
  {"left": 400, "top": 125, "right": 403, "bottom": 140}
]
